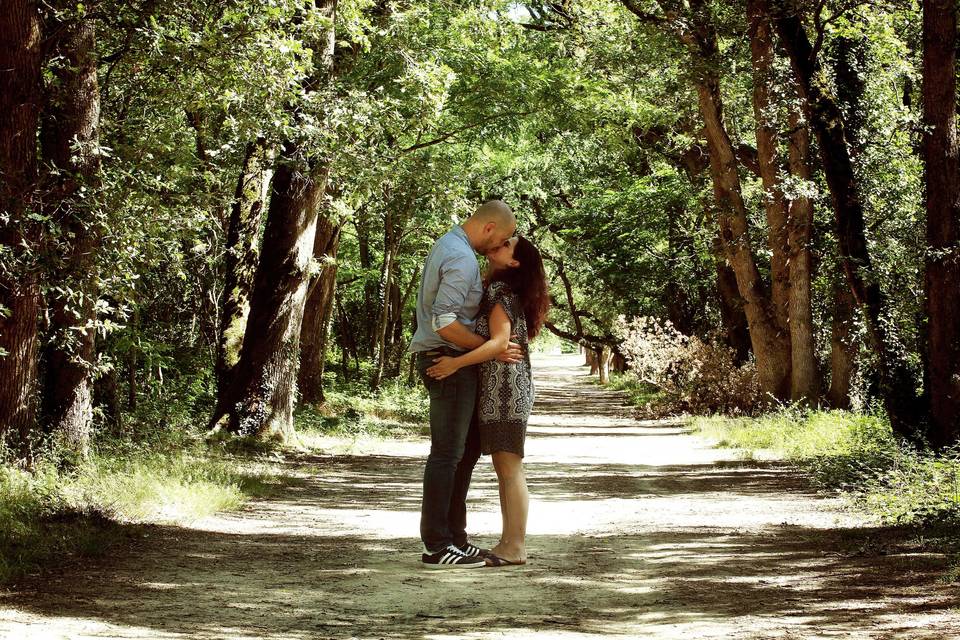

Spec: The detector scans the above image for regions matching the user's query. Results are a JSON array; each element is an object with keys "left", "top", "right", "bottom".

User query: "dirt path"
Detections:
[{"left": 2, "top": 353, "right": 958, "bottom": 639}]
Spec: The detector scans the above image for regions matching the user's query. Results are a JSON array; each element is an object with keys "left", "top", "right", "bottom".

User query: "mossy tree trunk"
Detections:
[{"left": 216, "top": 137, "right": 269, "bottom": 396}]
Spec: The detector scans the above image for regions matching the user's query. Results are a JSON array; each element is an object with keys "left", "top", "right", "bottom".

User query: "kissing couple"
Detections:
[{"left": 410, "top": 199, "right": 550, "bottom": 568}]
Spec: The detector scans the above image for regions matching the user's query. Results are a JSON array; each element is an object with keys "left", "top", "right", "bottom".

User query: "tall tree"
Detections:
[
  {"left": 216, "top": 138, "right": 269, "bottom": 394},
  {"left": 786, "top": 109, "right": 818, "bottom": 403},
  {"left": 921, "top": 0, "right": 960, "bottom": 447},
  {"left": 766, "top": 0, "right": 923, "bottom": 439},
  {"left": 39, "top": 5, "right": 103, "bottom": 457},
  {"left": 0, "top": 0, "right": 44, "bottom": 459},
  {"left": 297, "top": 209, "right": 341, "bottom": 404},
  {"left": 210, "top": 0, "right": 338, "bottom": 440},
  {"left": 623, "top": 0, "right": 792, "bottom": 399}
]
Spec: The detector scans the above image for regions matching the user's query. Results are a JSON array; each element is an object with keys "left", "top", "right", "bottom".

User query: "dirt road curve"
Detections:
[{"left": 2, "top": 353, "right": 958, "bottom": 639}]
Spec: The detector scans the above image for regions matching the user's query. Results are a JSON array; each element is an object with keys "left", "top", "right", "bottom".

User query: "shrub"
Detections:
[{"left": 615, "top": 316, "right": 762, "bottom": 415}]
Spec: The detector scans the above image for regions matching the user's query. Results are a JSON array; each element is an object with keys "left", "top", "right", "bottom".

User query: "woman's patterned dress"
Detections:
[{"left": 475, "top": 281, "right": 534, "bottom": 457}]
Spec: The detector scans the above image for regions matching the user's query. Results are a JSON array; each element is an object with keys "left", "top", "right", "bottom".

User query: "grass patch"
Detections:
[
  {"left": 1, "top": 376, "right": 428, "bottom": 585},
  {"left": 0, "top": 434, "right": 288, "bottom": 585},
  {"left": 322, "top": 378, "right": 429, "bottom": 424},
  {"left": 296, "top": 378, "right": 429, "bottom": 445},
  {"left": 690, "top": 410, "right": 960, "bottom": 527},
  {"left": 602, "top": 372, "right": 668, "bottom": 409}
]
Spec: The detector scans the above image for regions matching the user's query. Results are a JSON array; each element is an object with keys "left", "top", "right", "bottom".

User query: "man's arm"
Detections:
[
  {"left": 431, "top": 253, "right": 521, "bottom": 361},
  {"left": 436, "top": 321, "right": 486, "bottom": 350}
]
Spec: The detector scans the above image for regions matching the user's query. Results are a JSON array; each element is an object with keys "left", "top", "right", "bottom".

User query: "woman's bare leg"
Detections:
[{"left": 490, "top": 451, "right": 528, "bottom": 562}]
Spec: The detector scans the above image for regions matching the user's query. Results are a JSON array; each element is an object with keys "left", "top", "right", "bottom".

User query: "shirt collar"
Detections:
[{"left": 451, "top": 224, "right": 473, "bottom": 250}]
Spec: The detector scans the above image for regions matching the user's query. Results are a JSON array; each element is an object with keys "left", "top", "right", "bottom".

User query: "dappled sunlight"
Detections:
[{"left": 2, "top": 354, "right": 957, "bottom": 639}]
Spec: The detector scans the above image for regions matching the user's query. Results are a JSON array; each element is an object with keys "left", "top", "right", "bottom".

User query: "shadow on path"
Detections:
[{"left": 1, "top": 354, "right": 957, "bottom": 639}]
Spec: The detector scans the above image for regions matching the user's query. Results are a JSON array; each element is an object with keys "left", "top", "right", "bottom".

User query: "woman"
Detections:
[{"left": 426, "top": 235, "right": 550, "bottom": 567}]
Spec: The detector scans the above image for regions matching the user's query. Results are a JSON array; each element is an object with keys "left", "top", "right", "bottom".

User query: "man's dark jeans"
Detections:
[{"left": 417, "top": 350, "right": 481, "bottom": 553}]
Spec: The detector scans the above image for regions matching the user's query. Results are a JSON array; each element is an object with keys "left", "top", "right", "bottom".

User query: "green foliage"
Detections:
[{"left": 692, "top": 411, "right": 960, "bottom": 527}]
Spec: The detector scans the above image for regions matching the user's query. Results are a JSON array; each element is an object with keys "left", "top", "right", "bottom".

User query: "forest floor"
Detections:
[{"left": 2, "top": 353, "right": 959, "bottom": 639}]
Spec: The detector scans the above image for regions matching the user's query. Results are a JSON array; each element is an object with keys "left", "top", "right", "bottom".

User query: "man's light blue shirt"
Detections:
[{"left": 409, "top": 225, "right": 483, "bottom": 353}]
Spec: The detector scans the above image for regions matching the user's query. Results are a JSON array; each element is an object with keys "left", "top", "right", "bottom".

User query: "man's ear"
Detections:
[{"left": 484, "top": 221, "right": 497, "bottom": 235}]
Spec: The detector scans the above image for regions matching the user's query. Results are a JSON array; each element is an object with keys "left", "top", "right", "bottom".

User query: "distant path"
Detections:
[{"left": 2, "top": 353, "right": 957, "bottom": 639}]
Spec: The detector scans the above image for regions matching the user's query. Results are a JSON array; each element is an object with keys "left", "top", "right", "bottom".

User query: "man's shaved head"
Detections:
[
  {"left": 461, "top": 199, "right": 517, "bottom": 254},
  {"left": 470, "top": 199, "right": 516, "bottom": 227}
]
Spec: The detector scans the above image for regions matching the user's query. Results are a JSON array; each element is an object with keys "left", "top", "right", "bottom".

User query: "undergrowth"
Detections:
[
  {"left": 0, "top": 428, "right": 287, "bottom": 585},
  {"left": 690, "top": 410, "right": 960, "bottom": 527},
  {"left": 296, "top": 378, "right": 429, "bottom": 442}
]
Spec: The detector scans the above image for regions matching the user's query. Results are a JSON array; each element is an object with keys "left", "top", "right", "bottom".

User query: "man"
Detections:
[{"left": 410, "top": 199, "right": 521, "bottom": 568}]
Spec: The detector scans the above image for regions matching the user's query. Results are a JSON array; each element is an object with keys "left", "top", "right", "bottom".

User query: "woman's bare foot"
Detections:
[{"left": 489, "top": 542, "right": 526, "bottom": 565}]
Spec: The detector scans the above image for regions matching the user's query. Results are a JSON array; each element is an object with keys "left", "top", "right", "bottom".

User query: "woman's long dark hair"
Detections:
[{"left": 490, "top": 236, "right": 550, "bottom": 340}]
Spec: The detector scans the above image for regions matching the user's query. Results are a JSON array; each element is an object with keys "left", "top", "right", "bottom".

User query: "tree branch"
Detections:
[{"left": 400, "top": 110, "right": 533, "bottom": 153}]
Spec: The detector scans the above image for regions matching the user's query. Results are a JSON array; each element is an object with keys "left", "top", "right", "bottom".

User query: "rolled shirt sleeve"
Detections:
[{"left": 430, "top": 253, "right": 474, "bottom": 331}]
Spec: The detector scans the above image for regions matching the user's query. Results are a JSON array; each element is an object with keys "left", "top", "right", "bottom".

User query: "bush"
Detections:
[{"left": 615, "top": 316, "right": 762, "bottom": 415}]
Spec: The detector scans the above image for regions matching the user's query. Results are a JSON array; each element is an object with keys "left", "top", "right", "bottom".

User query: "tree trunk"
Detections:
[
  {"left": 356, "top": 207, "right": 376, "bottom": 359},
  {"left": 922, "top": 0, "right": 960, "bottom": 448},
  {"left": 297, "top": 213, "right": 341, "bottom": 405},
  {"left": 598, "top": 346, "right": 611, "bottom": 384},
  {"left": 699, "top": 73, "right": 791, "bottom": 398},
  {"left": 714, "top": 238, "right": 752, "bottom": 366},
  {"left": 370, "top": 222, "right": 396, "bottom": 390},
  {"left": 216, "top": 138, "right": 269, "bottom": 395},
  {"left": 786, "top": 110, "right": 819, "bottom": 403},
  {"left": 665, "top": 204, "right": 694, "bottom": 334},
  {"left": 0, "top": 0, "right": 44, "bottom": 460},
  {"left": 211, "top": 152, "right": 330, "bottom": 439},
  {"left": 768, "top": 0, "right": 923, "bottom": 439},
  {"left": 828, "top": 279, "right": 857, "bottom": 409},
  {"left": 747, "top": 0, "right": 791, "bottom": 334},
  {"left": 209, "top": 0, "right": 337, "bottom": 441},
  {"left": 39, "top": 10, "right": 102, "bottom": 457}
]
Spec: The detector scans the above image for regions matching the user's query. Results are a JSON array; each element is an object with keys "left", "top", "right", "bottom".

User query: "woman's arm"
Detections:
[{"left": 426, "top": 303, "right": 512, "bottom": 379}]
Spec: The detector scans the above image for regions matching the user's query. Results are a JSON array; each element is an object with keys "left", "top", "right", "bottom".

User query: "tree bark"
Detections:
[
  {"left": 827, "top": 279, "right": 857, "bottom": 409},
  {"left": 216, "top": 138, "right": 269, "bottom": 394},
  {"left": 714, "top": 238, "right": 752, "bottom": 366},
  {"left": 767, "top": 0, "right": 923, "bottom": 439},
  {"left": 665, "top": 204, "right": 694, "bottom": 334},
  {"left": 786, "top": 110, "right": 819, "bottom": 403},
  {"left": 698, "top": 73, "right": 791, "bottom": 398},
  {"left": 0, "top": 0, "right": 44, "bottom": 460},
  {"left": 371, "top": 208, "right": 397, "bottom": 390},
  {"left": 39, "top": 9, "right": 102, "bottom": 457},
  {"left": 211, "top": 151, "right": 330, "bottom": 439},
  {"left": 748, "top": 0, "right": 791, "bottom": 334},
  {"left": 297, "top": 213, "right": 341, "bottom": 405},
  {"left": 598, "top": 346, "right": 612, "bottom": 384},
  {"left": 922, "top": 0, "right": 960, "bottom": 448},
  {"left": 209, "top": 0, "right": 337, "bottom": 441}
]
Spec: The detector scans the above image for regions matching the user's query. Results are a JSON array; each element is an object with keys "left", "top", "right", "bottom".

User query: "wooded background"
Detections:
[{"left": 1, "top": 0, "right": 958, "bottom": 463}]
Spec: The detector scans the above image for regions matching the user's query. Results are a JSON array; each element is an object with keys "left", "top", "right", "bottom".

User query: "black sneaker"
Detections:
[
  {"left": 457, "top": 542, "right": 490, "bottom": 558},
  {"left": 421, "top": 544, "right": 486, "bottom": 569}
]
